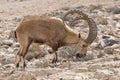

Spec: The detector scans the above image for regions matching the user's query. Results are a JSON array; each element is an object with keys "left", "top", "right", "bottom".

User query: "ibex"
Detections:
[{"left": 14, "top": 10, "right": 97, "bottom": 68}]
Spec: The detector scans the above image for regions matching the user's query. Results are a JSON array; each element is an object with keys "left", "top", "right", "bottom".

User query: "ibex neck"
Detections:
[{"left": 62, "top": 24, "right": 79, "bottom": 46}]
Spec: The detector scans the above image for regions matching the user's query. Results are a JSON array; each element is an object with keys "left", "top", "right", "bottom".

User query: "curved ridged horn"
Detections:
[{"left": 63, "top": 10, "right": 98, "bottom": 44}]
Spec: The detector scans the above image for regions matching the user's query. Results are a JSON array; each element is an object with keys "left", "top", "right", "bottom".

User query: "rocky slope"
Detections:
[{"left": 0, "top": 0, "right": 120, "bottom": 80}]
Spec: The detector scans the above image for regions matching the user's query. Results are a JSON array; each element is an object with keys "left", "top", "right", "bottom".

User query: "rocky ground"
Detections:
[{"left": 0, "top": 0, "right": 120, "bottom": 80}]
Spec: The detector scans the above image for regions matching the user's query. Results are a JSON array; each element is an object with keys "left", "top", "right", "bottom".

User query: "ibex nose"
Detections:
[{"left": 76, "top": 53, "right": 86, "bottom": 58}]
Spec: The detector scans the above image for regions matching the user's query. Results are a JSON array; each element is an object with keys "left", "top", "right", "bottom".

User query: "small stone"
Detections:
[
  {"left": 106, "top": 6, "right": 120, "bottom": 14},
  {"left": 108, "top": 29, "right": 115, "bottom": 36},
  {"left": 105, "top": 39, "right": 118, "bottom": 46},
  {"left": 2, "top": 40, "right": 13, "bottom": 47},
  {"left": 112, "top": 7, "right": 120, "bottom": 14},
  {"left": 113, "top": 56, "right": 120, "bottom": 61},
  {"left": 12, "top": 17, "right": 22, "bottom": 22},
  {"left": 2, "top": 45, "right": 9, "bottom": 49},
  {"left": 111, "top": 44, "right": 119, "bottom": 49},
  {"left": 104, "top": 47, "right": 113, "bottom": 54},
  {"left": 93, "top": 15, "right": 108, "bottom": 25},
  {"left": 97, "top": 52, "right": 105, "bottom": 58},
  {"left": 12, "top": 43, "right": 20, "bottom": 48},
  {"left": 96, "top": 38, "right": 105, "bottom": 49},
  {"left": 114, "top": 49, "right": 120, "bottom": 54},
  {"left": 0, "top": 56, "right": 15, "bottom": 65},
  {"left": 94, "top": 69, "right": 114, "bottom": 80},
  {"left": 89, "top": 4, "right": 103, "bottom": 12},
  {"left": 84, "top": 53, "right": 94, "bottom": 61},
  {"left": 8, "top": 47, "right": 14, "bottom": 53},
  {"left": 25, "top": 52, "right": 35, "bottom": 61},
  {"left": 109, "top": 76, "right": 120, "bottom": 80},
  {"left": 61, "top": 7, "right": 70, "bottom": 11},
  {"left": 3, "top": 64, "right": 15, "bottom": 69}
]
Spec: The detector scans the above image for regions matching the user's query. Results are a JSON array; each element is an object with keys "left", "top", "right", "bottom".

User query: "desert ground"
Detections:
[{"left": 0, "top": 0, "right": 120, "bottom": 80}]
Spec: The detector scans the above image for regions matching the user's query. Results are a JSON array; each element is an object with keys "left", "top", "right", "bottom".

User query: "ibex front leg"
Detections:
[
  {"left": 52, "top": 51, "right": 57, "bottom": 63},
  {"left": 47, "top": 42, "right": 58, "bottom": 64},
  {"left": 47, "top": 49, "right": 58, "bottom": 67}
]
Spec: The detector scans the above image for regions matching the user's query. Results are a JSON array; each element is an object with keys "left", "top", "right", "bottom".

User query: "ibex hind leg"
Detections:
[
  {"left": 16, "top": 33, "right": 32, "bottom": 69},
  {"left": 19, "top": 39, "right": 32, "bottom": 69}
]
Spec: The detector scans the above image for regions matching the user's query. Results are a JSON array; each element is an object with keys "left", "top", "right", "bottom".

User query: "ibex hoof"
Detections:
[
  {"left": 16, "top": 63, "right": 19, "bottom": 68},
  {"left": 52, "top": 58, "right": 57, "bottom": 64}
]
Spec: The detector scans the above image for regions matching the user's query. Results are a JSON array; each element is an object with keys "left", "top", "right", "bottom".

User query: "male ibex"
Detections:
[{"left": 14, "top": 10, "right": 97, "bottom": 68}]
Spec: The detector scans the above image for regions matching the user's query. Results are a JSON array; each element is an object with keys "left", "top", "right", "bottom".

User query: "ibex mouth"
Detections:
[{"left": 76, "top": 53, "right": 86, "bottom": 58}]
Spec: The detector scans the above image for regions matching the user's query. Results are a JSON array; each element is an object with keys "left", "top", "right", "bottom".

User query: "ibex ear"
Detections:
[{"left": 78, "top": 33, "right": 81, "bottom": 38}]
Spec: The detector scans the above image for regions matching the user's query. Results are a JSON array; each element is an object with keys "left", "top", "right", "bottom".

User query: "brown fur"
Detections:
[{"left": 15, "top": 12, "right": 97, "bottom": 68}]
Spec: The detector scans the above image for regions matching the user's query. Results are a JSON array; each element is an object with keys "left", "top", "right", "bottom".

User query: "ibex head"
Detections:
[{"left": 63, "top": 10, "right": 98, "bottom": 58}]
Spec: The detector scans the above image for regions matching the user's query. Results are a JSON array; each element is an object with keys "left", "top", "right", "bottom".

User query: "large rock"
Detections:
[
  {"left": 25, "top": 45, "right": 49, "bottom": 61},
  {"left": 57, "top": 46, "right": 76, "bottom": 61}
]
